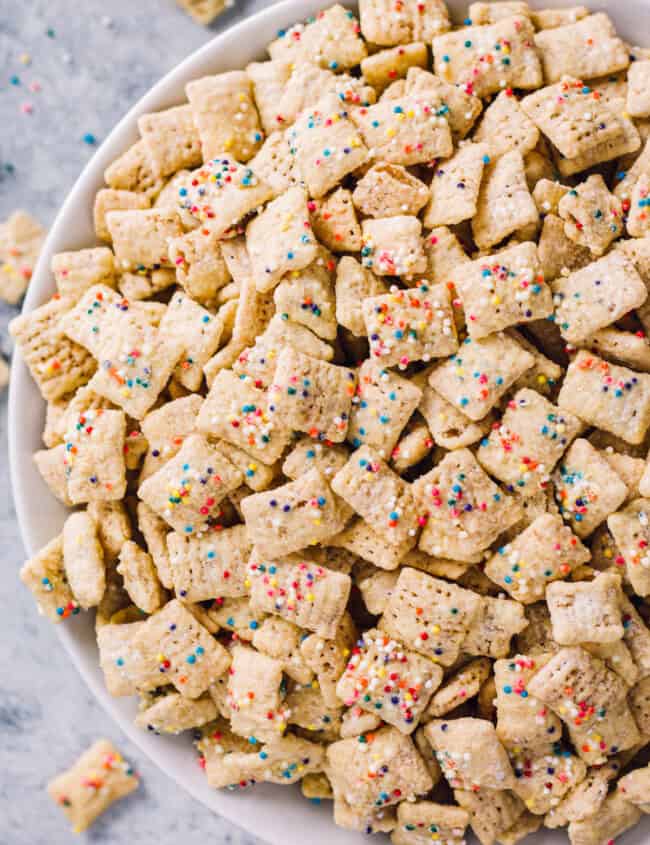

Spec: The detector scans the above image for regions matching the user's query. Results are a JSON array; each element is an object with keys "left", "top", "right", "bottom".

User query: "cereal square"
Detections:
[
  {"left": 424, "top": 657, "right": 491, "bottom": 719},
  {"left": 362, "top": 285, "right": 458, "bottom": 369},
  {"left": 352, "top": 97, "right": 452, "bottom": 167},
  {"left": 107, "top": 209, "right": 182, "bottom": 271},
  {"left": 168, "top": 228, "right": 232, "bottom": 304},
  {"left": 546, "top": 572, "right": 624, "bottom": 645},
  {"left": 454, "top": 789, "right": 525, "bottom": 845},
  {"left": 282, "top": 435, "right": 349, "bottom": 482},
  {"left": 0, "top": 209, "right": 45, "bottom": 304},
  {"left": 159, "top": 291, "right": 222, "bottom": 391},
  {"left": 485, "top": 513, "right": 590, "bottom": 603},
  {"left": 423, "top": 143, "right": 489, "bottom": 228},
  {"left": 336, "top": 256, "right": 388, "bottom": 337},
  {"left": 139, "top": 394, "right": 203, "bottom": 482},
  {"left": 361, "top": 215, "right": 427, "bottom": 277},
  {"left": 413, "top": 448, "right": 523, "bottom": 562},
  {"left": 246, "top": 187, "right": 319, "bottom": 292},
  {"left": 352, "top": 163, "right": 429, "bottom": 219},
  {"left": 269, "top": 347, "right": 356, "bottom": 443},
  {"left": 138, "top": 104, "right": 202, "bottom": 178},
  {"left": 51, "top": 248, "right": 116, "bottom": 302},
  {"left": 425, "top": 717, "right": 515, "bottom": 791},
  {"left": 626, "top": 172, "right": 650, "bottom": 238},
  {"left": 268, "top": 5, "right": 367, "bottom": 71},
  {"left": 392, "top": 802, "right": 469, "bottom": 845},
  {"left": 176, "top": 0, "right": 228, "bottom": 25},
  {"left": 533, "top": 14, "right": 629, "bottom": 83},
  {"left": 478, "top": 388, "right": 583, "bottom": 496},
  {"left": 309, "top": 188, "right": 362, "bottom": 254},
  {"left": 463, "top": 596, "right": 528, "bottom": 659},
  {"left": 226, "top": 645, "right": 287, "bottom": 742},
  {"left": 531, "top": 7, "right": 589, "bottom": 30},
  {"left": 553, "top": 438, "right": 628, "bottom": 538},
  {"left": 555, "top": 101, "right": 640, "bottom": 178},
  {"left": 473, "top": 92, "right": 539, "bottom": 161},
  {"left": 138, "top": 434, "right": 243, "bottom": 535},
  {"left": 557, "top": 174, "right": 624, "bottom": 256},
  {"left": 104, "top": 140, "right": 164, "bottom": 197},
  {"left": 468, "top": 2, "right": 532, "bottom": 24},
  {"left": 418, "top": 382, "right": 493, "bottom": 451},
  {"left": 361, "top": 42, "right": 428, "bottom": 94},
  {"left": 432, "top": 16, "right": 542, "bottom": 98},
  {"left": 20, "top": 534, "right": 79, "bottom": 623},
  {"left": 47, "top": 739, "right": 138, "bottom": 833},
  {"left": 332, "top": 446, "right": 419, "bottom": 550},
  {"left": 331, "top": 516, "right": 408, "bottom": 570},
  {"left": 627, "top": 60, "right": 650, "bottom": 118},
  {"left": 472, "top": 151, "right": 538, "bottom": 250},
  {"left": 273, "top": 256, "right": 337, "bottom": 340},
  {"left": 359, "top": 0, "right": 450, "bottom": 45},
  {"left": 558, "top": 350, "right": 650, "bottom": 445},
  {"left": 405, "top": 67, "right": 483, "bottom": 140},
  {"left": 186, "top": 71, "right": 263, "bottom": 163},
  {"left": 618, "top": 765, "right": 650, "bottom": 812},
  {"left": 608, "top": 499, "right": 650, "bottom": 598},
  {"left": 509, "top": 749, "right": 587, "bottom": 815},
  {"left": 62, "top": 408, "right": 127, "bottom": 504},
  {"left": 429, "top": 333, "right": 534, "bottom": 422},
  {"left": 247, "top": 552, "right": 351, "bottom": 639},
  {"left": 116, "top": 540, "right": 165, "bottom": 614},
  {"left": 379, "top": 567, "right": 482, "bottom": 665},
  {"left": 241, "top": 468, "right": 351, "bottom": 558},
  {"left": 62, "top": 511, "right": 105, "bottom": 609}
]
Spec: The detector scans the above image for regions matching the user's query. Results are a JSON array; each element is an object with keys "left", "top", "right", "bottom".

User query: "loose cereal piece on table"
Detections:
[
  {"left": 472, "top": 150, "right": 539, "bottom": 250},
  {"left": 252, "top": 616, "right": 313, "bottom": 685},
  {"left": 546, "top": 572, "right": 624, "bottom": 645},
  {"left": 362, "top": 284, "right": 457, "bottom": 370},
  {"left": 116, "top": 540, "right": 165, "bottom": 614},
  {"left": 533, "top": 14, "right": 629, "bottom": 83},
  {"left": 138, "top": 434, "right": 243, "bottom": 535},
  {"left": 0, "top": 209, "right": 45, "bottom": 303},
  {"left": 20, "top": 534, "right": 79, "bottom": 623},
  {"left": 197, "top": 369, "right": 290, "bottom": 464},
  {"left": 424, "top": 657, "right": 492, "bottom": 719},
  {"left": 138, "top": 104, "right": 202, "bottom": 179},
  {"left": 269, "top": 347, "right": 356, "bottom": 443},
  {"left": 608, "top": 499, "right": 650, "bottom": 597},
  {"left": 486, "top": 513, "right": 590, "bottom": 604},
  {"left": 309, "top": 189, "right": 361, "bottom": 255},
  {"left": 463, "top": 596, "right": 528, "bottom": 659},
  {"left": 132, "top": 598, "right": 230, "bottom": 698},
  {"left": 136, "top": 691, "right": 216, "bottom": 734},
  {"left": 268, "top": 4, "right": 367, "bottom": 70},
  {"left": 473, "top": 92, "right": 539, "bottom": 161},
  {"left": 241, "top": 467, "right": 351, "bottom": 558},
  {"left": 527, "top": 646, "right": 640, "bottom": 763},
  {"left": 425, "top": 717, "right": 515, "bottom": 791},
  {"left": 467, "top": 2, "right": 531, "bottom": 24},
  {"left": 494, "top": 653, "right": 563, "bottom": 753},
  {"left": 9, "top": 297, "right": 97, "bottom": 401},
  {"left": 248, "top": 552, "right": 351, "bottom": 639},
  {"left": 175, "top": 0, "right": 228, "bottom": 25},
  {"left": 414, "top": 448, "right": 522, "bottom": 562},
  {"left": 246, "top": 186, "right": 318, "bottom": 292},
  {"left": 106, "top": 209, "right": 182, "bottom": 271},
  {"left": 226, "top": 645, "right": 287, "bottom": 741},
  {"left": 361, "top": 215, "right": 427, "bottom": 277},
  {"left": 552, "top": 252, "right": 646, "bottom": 345},
  {"left": 168, "top": 228, "right": 232, "bottom": 304},
  {"left": 287, "top": 94, "right": 368, "bottom": 200},
  {"left": 627, "top": 60, "right": 650, "bottom": 118},
  {"left": 456, "top": 241, "right": 551, "bottom": 339},
  {"left": 47, "top": 739, "right": 138, "bottom": 833},
  {"left": 432, "top": 16, "right": 542, "bottom": 99},
  {"left": 352, "top": 96, "right": 452, "bottom": 168},
  {"left": 553, "top": 438, "right": 628, "bottom": 538},
  {"left": 336, "top": 627, "right": 443, "bottom": 733},
  {"left": 477, "top": 388, "right": 583, "bottom": 496},
  {"left": 568, "top": 791, "right": 642, "bottom": 845},
  {"left": 187, "top": 72, "right": 263, "bottom": 164},
  {"left": 51, "top": 247, "right": 116, "bottom": 302},
  {"left": 332, "top": 445, "right": 419, "bottom": 551},
  {"left": 531, "top": 7, "right": 589, "bottom": 30},
  {"left": 424, "top": 143, "right": 489, "bottom": 228},
  {"left": 352, "top": 163, "right": 429, "bottom": 220},
  {"left": 62, "top": 511, "right": 105, "bottom": 609},
  {"left": 331, "top": 516, "right": 408, "bottom": 570},
  {"left": 360, "top": 42, "right": 428, "bottom": 95},
  {"left": 327, "top": 726, "right": 433, "bottom": 812},
  {"left": 557, "top": 175, "right": 623, "bottom": 256},
  {"left": 618, "top": 765, "right": 650, "bottom": 813},
  {"left": 391, "top": 801, "right": 470, "bottom": 845},
  {"left": 379, "top": 567, "right": 482, "bottom": 666},
  {"left": 558, "top": 351, "right": 650, "bottom": 445},
  {"left": 358, "top": 0, "right": 450, "bottom": 45},
  {"left": 62, "top": 408, "right": 127, "bottom": 504},
  {"left": 283, "top": 436, "right": 349, "bottom": 482},
  {"left": 429, "top": 333, "right": 534, "bottom": 422}
]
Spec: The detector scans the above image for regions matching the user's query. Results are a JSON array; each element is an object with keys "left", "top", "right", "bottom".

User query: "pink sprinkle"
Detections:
[{"left": 21, "top": 102, "right": 34, "bottom": 114}]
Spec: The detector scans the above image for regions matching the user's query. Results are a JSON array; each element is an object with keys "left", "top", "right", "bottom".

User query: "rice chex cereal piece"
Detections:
[
  {"left": 429, "top": 333, "right": 534, "bottom": 422},
  {"left": 425, "top": 717, "right": 516, "bottom": 791},
  {"left": 159, "top": 291, "right": 222, "bottom": 391},
  {"left": 417, "top": 381, "right": 493, "bottom": 451},
  {"left": 509, "top": 748, "right": 587, "bottom": 815},
  {"left": 455, "top": 788, "right": 525, "bottom": 845},
  {"left": 618, "top": 765, "right": 650, "bottom": 813},
  {"left": 558, "top": 351, "right": 650, "bottom": 445},
  {"left": 468, "top": 3, "right": 532, "bottom": 25},
  {"left": 557, "top": 174, "right": 623, "bottom": 256},
  {"left": 336, "top": 627, "right": 443, "bottom": 733},
  {"left": 282, "top": 435, "right": 348, "bottom": 482},
  {"left": 132, "top": 598, "right": 230, "bottom": 698},
  {"left": 463, "top": 596, "right": 528, "bottom": 659},
  {"left": 331, "top": 516, "right": 408, "bottom": 570},
  {"left": 546, "top": 572, "right": 623, "bottom": 647},
  {"left": 106, "top": 209, "right": 182, "bottom": 271},
  {"left": 567, "top": 792, "right": 642, "bottom": 845},
  {"left": 424, "top": 657, "right": 491, "bottom": 719},
  {"left": 405, "top": 67, "right": 484, "bottom": 140},
  {"left": 391, "top": 801, "right": 470, "bottom": 845},
  {"left": 268, "top": 5, "right": 367, "bottom": 70},
  {"left": 186, "top": 71, "right": 263, "bottom": 163},
  {"left": 332, "top": 446, "right": 419, "bottom": 550},
  {"left": 226, "top": 645, "right": 287, "bottom": 742},
  {"left": 424, "top": 143, "right": 489, "bottom": 228},
  {"left": 362, "top": 284, "right": 458, "bottom": 370},
  {"left": 626, "top": 172, "right": 650, "bottom": 238},
  {"left": 269, "top": 346, "right": 356, "bottom": 443},
  {"left": 607, "top": 499, "right": 650, "bottom": 598},
  {"left": 352, "top": 163, "right": 429, "bottom": 219},
  {"left": 47, "top": 739, "right": 138, "bottom": 833},
  {"left": 241, "top": 467, "right": 351, "bottom": 558},
  {"left": 432, "top": 16, "right": 542, "bottom": 99},
  {"left": 62, "top": 511, "right": 105, "bottom": 609},
  {"left": 0, "top": 209, "right": 45, "bottom": 303},
  {"left": 456, "top": 241, "right": 551, "bottom": 339},
  {"left": 627, "top": 60, "right": 650, "bottom": 118},
  {"left": 138, "top": 434, "right": 243, "bottom": 535},
  {"left": 327, "top": 726, "right": 433, "bottom": 812},
  {"left": 62, "top": 408, "right": 127, "bottom": 504},
  {"left": 252, "top": 617, "right": 313, "bottom": 685},
  {"left": 485, "top": 514, "right": 590, "bottom": 604},
  {"left": 175, "top": 0, "right": 229, "bottom": 25},
  {"left": 361, "top": 42, "right": 428, "bottom": 95},
  {"left": 139, "top": 394, "right": 202, "bottom": 482},
  {"left": 135, "top": 690, "right": 216, "bottom": 735},
  {"left": 379, "top": 567, "right": 482, "bottom": 666},
  {"left": 553, "top": 438, "right": 628, "bottom": 538},
  {"left": 530, "top": 7, "right": 589, "bottom": 30},
  {"left": 533, "top": 14, "right": 629, "bottom": 83},
  {"left": 477, "top": 388, "right": 582, "bottom": 496},
  {"left": 473, "top": 91, "right": 539, "bottom": 161},
  {"left": 168, "top": 228, "right": 232, "bottom": 304},
  {"left": 472, "top": 150, "right": 538, "bottom": 250},
  {"left": 51, "top": 247, "right": 116, "bottom": 302},
  {"left": 347, "top": 359, "right": 422, "bottom": 457},
  {"left": 116, "top": 540, "right": 165, "bottom": 614},
  {"left": 138, "top": 104, "right": 202, "bottom": 179},
  {"left": 361, "top": 215, "right": 427, "bottom": 277},
  {"left": 20, "top": 534, "right": 80, "bottom": 623},
  {"left": 358, "top": 0, "right": 450, "bottom": 45},
  {"left": 309, "top": 188, "right": 361, "bottom": 254}
]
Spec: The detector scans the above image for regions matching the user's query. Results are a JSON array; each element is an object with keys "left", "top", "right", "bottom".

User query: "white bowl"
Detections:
[{"left": 9, "top": 1, "right": 650, "bottom": 843}]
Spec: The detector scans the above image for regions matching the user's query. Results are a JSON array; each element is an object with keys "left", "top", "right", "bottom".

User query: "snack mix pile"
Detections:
[{"left": 14, "top": 1, "right": 650, "bottom": 840}]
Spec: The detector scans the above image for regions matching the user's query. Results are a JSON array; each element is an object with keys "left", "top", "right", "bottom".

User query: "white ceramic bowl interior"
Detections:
[{"left": 9, "top": 1, "right": 650, "bottom": 843}]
